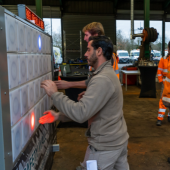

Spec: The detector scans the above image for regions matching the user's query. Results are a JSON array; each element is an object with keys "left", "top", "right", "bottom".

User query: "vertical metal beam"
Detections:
[
  {"left": 130, "top": 0, "right": 134, "bottom": 39},
  {"left": 35, "top": 0, "right": 43, "bottom": 19},
  {"left": 144, "top": 0, "right": 150, "bottom": 59},
  {"left": 113, "top": 17, "right": 116, "bottom": 45},
  {"left": 162, "top": 15, "right": 165, "bottom": 57},
  {"left": 0, "top": 6, "right": 13, "bottom": 170}
]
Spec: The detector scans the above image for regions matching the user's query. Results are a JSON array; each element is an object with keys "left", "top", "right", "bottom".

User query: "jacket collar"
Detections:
[{"left": 93, "top": 60, "right": 111, "bottom": 75}]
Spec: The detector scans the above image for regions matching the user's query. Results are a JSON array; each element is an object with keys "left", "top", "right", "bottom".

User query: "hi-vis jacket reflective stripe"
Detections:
[
  {"left": 112, "top": 53, "right": 119, "bottom": 79},
  {"left": 157, "top": 56, "right": 169, "bottom": 82},
  {"left": 162, "top": 55, "right": 170, "bottom": 103}
]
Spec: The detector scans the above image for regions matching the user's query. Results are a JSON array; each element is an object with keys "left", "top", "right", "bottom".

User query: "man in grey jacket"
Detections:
[{"left": 40, "top": 36, "right": 129, "bottom": 170}]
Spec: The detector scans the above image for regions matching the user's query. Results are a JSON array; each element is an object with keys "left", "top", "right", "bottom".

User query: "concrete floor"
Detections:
[{"left": 51, "top": 85, "right": 170, "bottom": 170}]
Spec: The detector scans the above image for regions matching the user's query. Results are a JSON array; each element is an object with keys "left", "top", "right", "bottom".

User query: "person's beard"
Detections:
[{"left": 88, "top": 51, "right": 98, "bottom": 67}]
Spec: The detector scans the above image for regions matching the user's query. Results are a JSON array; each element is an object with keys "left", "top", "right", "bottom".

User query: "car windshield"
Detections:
[
  {"left": 131, "top": 52, "right": 139, "bottom": 56},
  {"left": 154, "top": 53, "right": 160, "bottom": 57},
  {"left": 118, "top": 52, "right": 129, "bottom": 56}
]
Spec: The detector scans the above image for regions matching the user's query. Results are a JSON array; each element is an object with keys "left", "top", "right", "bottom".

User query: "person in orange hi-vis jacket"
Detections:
[{"left": 157, "top": 41, "right": 170, "bottom": 126}]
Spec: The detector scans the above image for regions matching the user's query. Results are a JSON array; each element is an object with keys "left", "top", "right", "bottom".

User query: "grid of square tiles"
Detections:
[{"left": 5, "top": 13, "right": 53, "bottom": 162}]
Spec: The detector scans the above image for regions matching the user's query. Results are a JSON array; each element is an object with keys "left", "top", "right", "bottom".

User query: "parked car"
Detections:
[
  {"left": 117, "top": 50, "right": 129, "bottom": 63},
  {"left": 152, "top": 50, "right": 161, "bottom": 61},
  {"left": 129, "top": 49, "right": 140, "bottom": 63}
]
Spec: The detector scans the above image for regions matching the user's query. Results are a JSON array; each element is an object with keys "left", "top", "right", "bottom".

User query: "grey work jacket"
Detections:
[{"left": 52, "top": 60, "right": 129, "bottom": 151}]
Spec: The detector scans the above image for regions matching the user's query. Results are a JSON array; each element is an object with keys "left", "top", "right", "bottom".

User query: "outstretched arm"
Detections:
[{"left": 54, "top": 80, "right": 87, "bottom": 89}]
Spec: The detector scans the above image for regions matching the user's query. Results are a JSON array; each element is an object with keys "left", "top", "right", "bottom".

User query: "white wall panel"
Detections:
[
  {"left": 44, "top": 35, "right": 47, "bottom": 53},
  {"left": 34, "top": 79, "right": 40, "bottom": 104},
  {"left": 25, "top": 25, "right": 33, "bottom": 53},
  {"left": 35, "top": 102, "right": 40, "bottom": 129},
  {"left": 47, "top": 55, "right": 51, "bottom": 72},
  {"left": 11, "top": 121, "right": 22, "bottom": 162},
  {"left": 20, "top": 84, "right": 28, "bottom": 116},
  {"left": 47, "top": 95, "right": 51, "bottom": 109},
  {"left": 3, "top": 12, "right": 52, "bottom": 168},
  {"left": 42, "top": 75, "right": 46, "bottom": 96},
  {"left": 49, "top": 72, "right": 52, "bottom": 80},
  {"left": 42, "top": 34, "right": 46, "bottom": 54},
  {"left": 17, "top": 20, "right": 26, "bottom": 52},
  {"left": 27, "top": 55, "right": 34, "bottom": 81},
  {"left": 19, "top": 55, "right": 27, "bottom": 85},
  {"left": 46, "top": 73, "right": 49, "bottom": 80},
  {"left": 45, "top": 55, "right": 48, "bottom": 74},
  {"left": 47, "top": 36, "right": 51, "bottom": 54},
  {"left": 32, "top": 29, "right": 38, "bottom": 53},
  {"left": 9, "top": 88, "right": 21, "bottom": 126},
  {"left": 44, "top": 95, "right": 48, "bottom": 112},
  {"left": 34, "top": 55, "right": 39, "bottom": 78},
  {"left": 40, "top": 98, "right": 45, "bottom": 117},
  {"left": 21, "top": 113, "right": 30, "bottom": 148},
  {"left": 42, "top": 55, "right": 46, "bottom": 74},
  {"left": 28, "top": 81, "right": 34, "bottom": 109},
  {"left": 7, "top": 54, "right": 20, "bottom": 89},
  {"left": 39, "top": 55, "right": 43, "bottom": 76},
  {"left": 39, "top": 77, "right": 44, "bottom": 98},
  {"left": 5, "top": 14, "right": 18, "bottom": 52}
]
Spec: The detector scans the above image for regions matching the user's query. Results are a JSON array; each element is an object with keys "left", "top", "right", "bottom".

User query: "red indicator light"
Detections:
[{"left": 31, "top": 112, "right": 35, "bottom": 130}]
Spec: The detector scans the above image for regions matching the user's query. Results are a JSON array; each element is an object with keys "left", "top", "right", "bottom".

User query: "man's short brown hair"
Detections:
[{"left": 82, "top": 22, "right": 105, "bottom": 36}]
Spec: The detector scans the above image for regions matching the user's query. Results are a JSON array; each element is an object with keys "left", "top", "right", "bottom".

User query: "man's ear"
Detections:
[{"left": 97, "top": 47, "right": 103, "bottom": 56}]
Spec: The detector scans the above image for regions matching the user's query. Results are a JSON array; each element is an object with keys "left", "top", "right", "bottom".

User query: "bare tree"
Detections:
[
  {"left": 52, "top": 32, "right": 62, "bottom": 51},
  {"left": 116, "top": 29, "right": 138, "bottom": 53}
]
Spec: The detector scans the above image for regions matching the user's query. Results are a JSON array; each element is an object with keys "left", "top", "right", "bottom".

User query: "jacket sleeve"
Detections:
[
  {"left": 157, "top": 58, "right": 164, "bottom": 83},
  {"left": 51, "top": 75, "right": 115, "bottom": 123}
]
